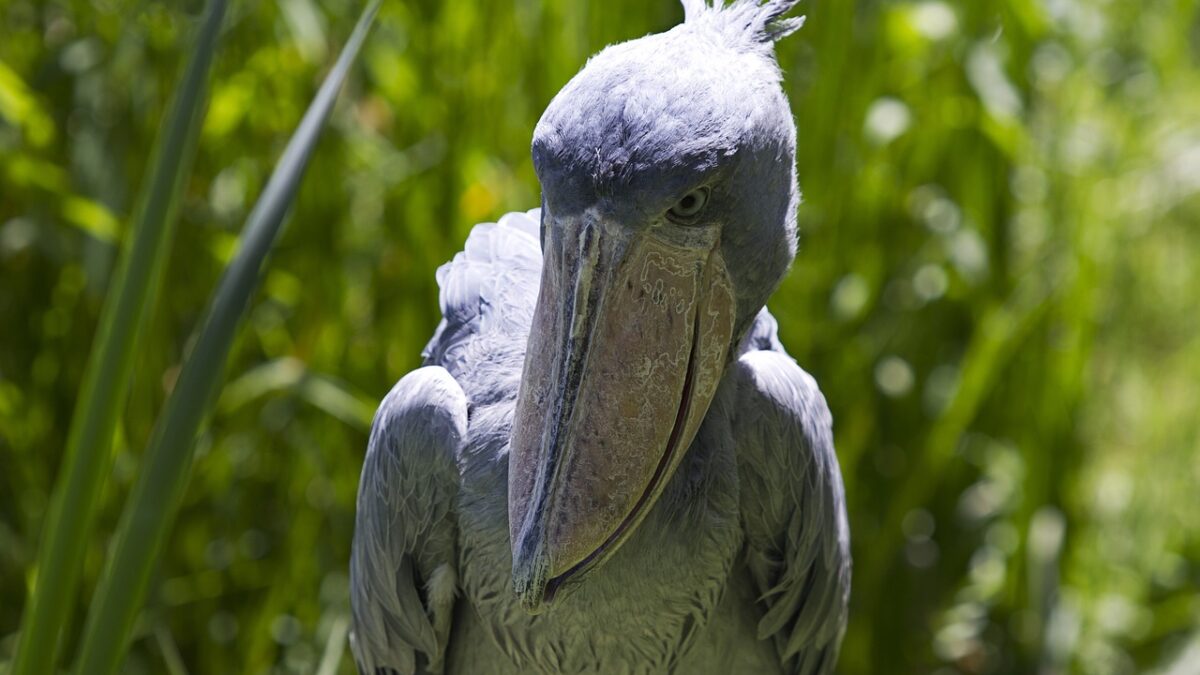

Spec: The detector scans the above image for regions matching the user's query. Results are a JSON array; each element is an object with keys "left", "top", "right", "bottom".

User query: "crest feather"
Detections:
[{"left": 680, "top": 0, "right": 806, "bottom": 47}]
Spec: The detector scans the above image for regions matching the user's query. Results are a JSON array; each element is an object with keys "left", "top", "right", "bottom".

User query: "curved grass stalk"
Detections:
[
  {"left": 69, "top": 3, "right": 382, "bottom": 674},
  {"left": 10, "top": 2, "right": 228, "bottom": 673}
]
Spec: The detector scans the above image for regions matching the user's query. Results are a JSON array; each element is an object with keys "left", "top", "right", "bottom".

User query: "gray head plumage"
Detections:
[
  {"left": 510, "top": 0, "right": 815, "bottom": 612},
  {"left": 531, "top": 0, "right": 806, "bottom": 337},
  {"left": 680, "top": 0, "right": 806, "bottom": 48}
]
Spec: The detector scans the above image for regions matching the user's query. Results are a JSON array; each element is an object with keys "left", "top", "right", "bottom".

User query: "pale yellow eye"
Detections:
[{"left": 668, "top": 188, "right": 709, "bottom": 222}]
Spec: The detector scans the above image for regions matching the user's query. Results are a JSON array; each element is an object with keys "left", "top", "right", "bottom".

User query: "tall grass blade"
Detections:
[
  {"left": 69, "top": 3, "right": 381, "bottom": 673},
  {"left": 10, "top": 2, "right": 228, "bottom": 673}
]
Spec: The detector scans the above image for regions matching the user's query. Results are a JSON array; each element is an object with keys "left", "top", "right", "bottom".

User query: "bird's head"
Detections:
[{"left": 509, "top": 0, "right": 805, "bottom": 612}]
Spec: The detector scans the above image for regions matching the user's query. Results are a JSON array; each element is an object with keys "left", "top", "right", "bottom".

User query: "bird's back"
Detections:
[{"left": 423, "top": 209, "right": 542, "bottom": 392}]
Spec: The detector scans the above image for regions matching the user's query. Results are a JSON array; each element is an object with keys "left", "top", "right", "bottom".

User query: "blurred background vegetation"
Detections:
[{"left": 1, "top": 0, "right": 1197, "bottom": 673}]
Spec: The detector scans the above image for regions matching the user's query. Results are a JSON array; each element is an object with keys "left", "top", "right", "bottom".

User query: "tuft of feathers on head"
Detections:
[{"left": 681, "top": 0, "right": 806, "bottom": 49}]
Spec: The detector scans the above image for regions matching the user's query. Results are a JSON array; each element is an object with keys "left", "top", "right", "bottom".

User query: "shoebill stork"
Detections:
[{"left": 349, "top": 1, "right": 851, "bottom": 673}]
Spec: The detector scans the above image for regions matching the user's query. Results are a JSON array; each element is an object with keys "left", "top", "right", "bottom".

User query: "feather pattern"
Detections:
[
  {"left": 351, "top": 211, "right": 850, "bottom": 674},
  {"left": 682, "top": 0, "right": 807, "bottom": 46},
  {"left": 351, "top": 210, "right": 543, "bottom": 674},
  {"left": 349, "top": 366, "right": 468, "bottom": 675},
  {"left": 732, "top": 337, "right": 852, "bottom": 675},
  {"left": 424, "top": 209, "right": 542, "bottom": 373}
]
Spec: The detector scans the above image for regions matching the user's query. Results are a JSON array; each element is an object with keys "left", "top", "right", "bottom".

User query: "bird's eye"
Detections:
[{"left": 667, "top": 188, "right": 709, "bottom": 222}]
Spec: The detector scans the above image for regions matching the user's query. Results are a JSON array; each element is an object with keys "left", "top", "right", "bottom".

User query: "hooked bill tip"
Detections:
[{"left": 511, "top": 534, "right": 552, "bottom": 613}]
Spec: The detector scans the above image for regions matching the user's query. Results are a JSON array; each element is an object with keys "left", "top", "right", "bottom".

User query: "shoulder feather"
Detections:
[
  {"left": 733, "top": 317, "right": 851, "bottom": 675},
  {"left": 424, "top": 209, "right": 543, "bottom": 368},
  {"left": 350, "top": 366, "right": 468, "bottom": 675}
]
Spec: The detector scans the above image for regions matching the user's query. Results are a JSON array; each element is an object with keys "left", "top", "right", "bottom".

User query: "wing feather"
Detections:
[
  {"left": 734, "top": 311, "right": 851, "bottom": 675},
  {"left": 354, "top": 208, "right": 542, "bottom": 674},
  {"left": 350, "top": 366, "right": 468, "bottom": 675}
]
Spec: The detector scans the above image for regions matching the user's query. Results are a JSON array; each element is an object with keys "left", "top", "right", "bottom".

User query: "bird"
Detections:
[{"left": 349, "top": 1, "right": 851, "bottom": 673}]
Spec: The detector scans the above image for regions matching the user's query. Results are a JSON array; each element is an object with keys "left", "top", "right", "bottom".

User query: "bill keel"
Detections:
[{"left": 509, "top": 210, "right": 736, "bottom": 612}]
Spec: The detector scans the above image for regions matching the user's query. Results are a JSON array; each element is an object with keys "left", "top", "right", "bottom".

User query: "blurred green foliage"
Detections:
[{"left": 1, "top": 1, "right": 1198, "bottom": 674}]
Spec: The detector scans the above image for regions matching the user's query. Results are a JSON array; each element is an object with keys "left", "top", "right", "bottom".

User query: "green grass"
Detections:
[
  {"left": 9, "top": 2, "right": 227, "bottom": 671},
  {"left": 5, "top": 1, "right": 379, "bottom": 673},
  {"left": 1, "top": 1, "right": 1198, "bottom": 673}
]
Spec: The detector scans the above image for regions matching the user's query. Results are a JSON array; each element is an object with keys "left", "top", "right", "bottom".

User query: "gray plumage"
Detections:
[{"left": 350, "top": 2, "right": 850, "bottom": 673}]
